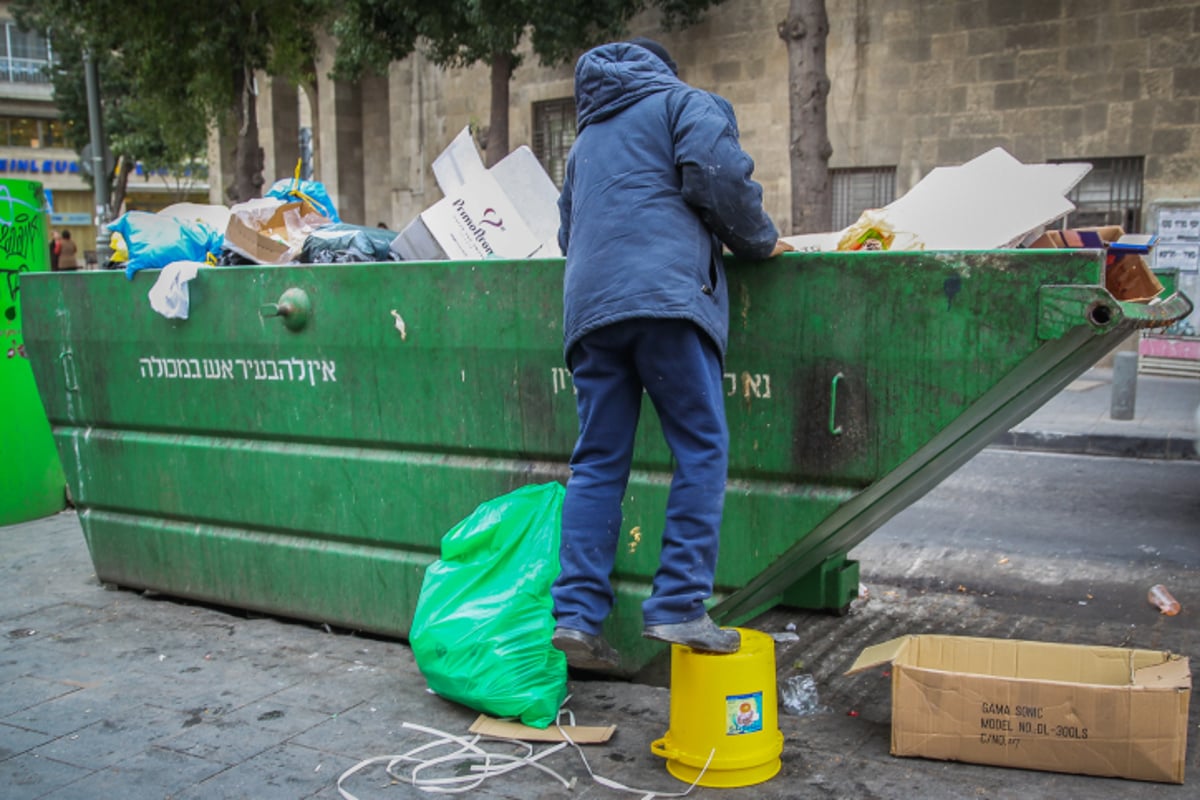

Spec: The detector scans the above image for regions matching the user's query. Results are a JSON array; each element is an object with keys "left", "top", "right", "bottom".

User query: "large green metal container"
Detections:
[
  {"left": 0, "top": 178, "right": 65, "bottom": 526},
  {"left": 21, "top": 252, "right": 1191, "bottom": 673}
]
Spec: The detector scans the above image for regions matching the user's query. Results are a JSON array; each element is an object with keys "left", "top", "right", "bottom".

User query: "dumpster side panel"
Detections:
[
  {"left": 80, "top": 510, "right": 434, "bottom": 636},
  {"left": 726, "top": 251, "right": 1106, "bottom": 484}
]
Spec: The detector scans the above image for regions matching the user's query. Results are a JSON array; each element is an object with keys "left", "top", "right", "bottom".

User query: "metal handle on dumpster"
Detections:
[
  {"left": 259, "top": 288, "right": 311, "bottom": 332},
  {"left": 829, "top": 372, "right": 844, "bottom": 435},
  {"left": 59, "top": 350, "right": 79, "bottom": 392}
]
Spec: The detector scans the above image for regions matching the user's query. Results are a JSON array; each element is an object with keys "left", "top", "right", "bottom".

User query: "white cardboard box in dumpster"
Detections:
[
  {"left": 391, "top": 126, "right": 561, "bottom": 261},
  {"left": 782, "top": 147, "right": 1092, "bottom": 253},
  {"left": 846, "top": 634, "right": 1191, "bottom": 783}
]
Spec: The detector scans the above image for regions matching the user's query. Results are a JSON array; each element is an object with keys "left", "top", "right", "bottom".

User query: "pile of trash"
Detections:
[
  {"left": 114, "top": 141, "right": 1167, "bottom": 318},
  {"left": 106, "top": 125, "right": 562, "bottom": 284},
  {"left": 780, "top": 147, "right": 1163, "bottom": 304},
  {"left": 109, "top": 176, "right": 399, "bottom": 280}
]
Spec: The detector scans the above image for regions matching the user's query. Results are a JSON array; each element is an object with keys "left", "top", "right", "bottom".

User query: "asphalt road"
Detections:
[
  {"left": 736, "top": 448, "right": 1200, "bottom": 799},
  {"left": 846, "top": 448, "right": 1200, "bottom": 630}
]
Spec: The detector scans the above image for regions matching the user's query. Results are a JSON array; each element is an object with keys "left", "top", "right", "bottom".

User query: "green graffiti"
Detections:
[{"left": 0, "top": 212, "right": 38, "bottom": 261}]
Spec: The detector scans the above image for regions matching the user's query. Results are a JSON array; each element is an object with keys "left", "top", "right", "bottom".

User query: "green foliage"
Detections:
[
  {"left": 11, "top": 0, "right": 332, "bottom": 185},
  {"left": 653, "top": 0, "right": 726, "bottom": 30},
  {"left": 332, "top": 0, "right": 725, "bottom": 79}
]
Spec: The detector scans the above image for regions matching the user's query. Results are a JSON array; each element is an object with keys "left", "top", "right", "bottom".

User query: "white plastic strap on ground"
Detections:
[
  {"left": 336, "top": 723, "right": 571, "bottom": 798},
  {"left": 554, "top": 705, "right": 714, "bottom": 800},
  {"left": 336, "top": 704, "right": 714, "bottom": 799}
]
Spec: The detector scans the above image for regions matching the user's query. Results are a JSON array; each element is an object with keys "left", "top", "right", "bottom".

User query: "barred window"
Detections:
[
  {"left": 1052, "top": 156, "right": 1144, "bottom": 232},
  {"left": 832, "top": 166, "right": 896, "bottom": 229},
  {"left": 532, "top": 98, "right": 576, "bottom": 189},
  {"left": 0, "top": 22, "right": 54, "bottom": 84}
]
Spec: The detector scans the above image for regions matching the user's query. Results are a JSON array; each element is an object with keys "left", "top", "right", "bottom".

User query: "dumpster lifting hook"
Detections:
[
  {"left": 829, "top": 372, "right": 845, "bottom": 436},
  {"left": 259, "top": 288, "right": 311, "bottom": 332}
]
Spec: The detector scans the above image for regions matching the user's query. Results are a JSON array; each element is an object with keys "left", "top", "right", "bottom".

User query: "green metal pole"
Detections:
[{"left": 83, "top": 50, "right": 111, "bottom": 268}]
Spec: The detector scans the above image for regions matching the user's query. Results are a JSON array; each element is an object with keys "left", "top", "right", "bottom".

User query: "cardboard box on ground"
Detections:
[
  {"left": 846, "top": 634, "right": 1191, "bottom": 784},
  {"left": 390, "top": 126, "right": 562, "bottom": 262}
]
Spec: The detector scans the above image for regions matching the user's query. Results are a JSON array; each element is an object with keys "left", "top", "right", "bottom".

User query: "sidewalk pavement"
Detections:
[
  {"left": 994, "top": 366, "right": 1199, "bottom": 460},
  {"left": 2, "top": 370, "right": 1197, "bottom": 799}
]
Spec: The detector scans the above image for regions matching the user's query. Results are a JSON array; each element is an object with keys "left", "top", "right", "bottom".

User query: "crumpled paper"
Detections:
[{"left": 148, "top": 260, "right": 203, "bottom": 319}]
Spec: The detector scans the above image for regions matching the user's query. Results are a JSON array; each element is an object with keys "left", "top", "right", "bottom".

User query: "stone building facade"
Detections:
[{"left": 231, "top": 0, "right": 1200, "bottom": 246}]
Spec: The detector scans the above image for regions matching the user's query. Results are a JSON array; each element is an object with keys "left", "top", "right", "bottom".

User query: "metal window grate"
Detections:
[
  {"left": 1, "top": 23, "right": 53, "bottom": 84},
  {"left": 1052, "top": 156, "right": 1144, "bottom": 231},
  {"left": 532, "top": 98, "right": 577, "bottom": 189},
  {"left": 832, "top": 167, "right": 896, "bottom": 229}
]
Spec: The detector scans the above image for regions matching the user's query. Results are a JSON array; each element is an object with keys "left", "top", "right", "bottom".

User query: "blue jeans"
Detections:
[{"left": 551, "top": 318, "right": 729, "bottom": 635}]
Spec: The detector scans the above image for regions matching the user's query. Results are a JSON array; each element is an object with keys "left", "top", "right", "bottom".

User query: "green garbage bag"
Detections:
[{"left": 410, "top": 482, "right": 568, "bottom": 728}]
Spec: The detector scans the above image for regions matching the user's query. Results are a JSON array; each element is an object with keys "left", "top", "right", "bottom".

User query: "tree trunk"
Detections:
[
  {"left": 779, "top": 0, "right": 833, "bottom": 234},
  {"left": 485, "top": 51, "right": 513, "bottom": 168},
  {"left": 226, "top": 67, "right": 265, "bottom": 203}
]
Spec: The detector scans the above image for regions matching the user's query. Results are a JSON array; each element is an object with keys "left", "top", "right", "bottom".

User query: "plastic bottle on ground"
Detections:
[{"left": 1147, "top": 584, "right": 1181, "bottom": 616}]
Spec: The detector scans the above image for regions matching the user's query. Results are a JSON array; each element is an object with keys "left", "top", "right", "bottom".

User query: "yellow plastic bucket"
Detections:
[{"left": 650, "top": 627, "right": 783, "bottom": 788}]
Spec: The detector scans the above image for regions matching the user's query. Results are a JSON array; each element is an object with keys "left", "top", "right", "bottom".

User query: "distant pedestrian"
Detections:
[
  {"left": 58, "top": 230, "right": 79, "bottom": 270},
  {"left": 49, "top": 229, "right": 61, "bottom": 270}
]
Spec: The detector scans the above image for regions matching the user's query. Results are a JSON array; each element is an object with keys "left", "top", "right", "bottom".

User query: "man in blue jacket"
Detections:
[{"left": 551, "top": 38, "right": 792, "bottom": 670}]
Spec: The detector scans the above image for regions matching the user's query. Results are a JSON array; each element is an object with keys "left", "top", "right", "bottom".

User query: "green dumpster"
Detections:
[
  {"left": 1, "top": 178, "right": 66, "bottom": 526},
  {"left": 21, "top": 251, "right": 1191, "bottom": 674}
]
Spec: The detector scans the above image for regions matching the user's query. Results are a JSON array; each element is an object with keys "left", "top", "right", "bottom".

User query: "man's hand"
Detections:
[{"left": 769, "top": 239, "right": 796, "bottom": 258}]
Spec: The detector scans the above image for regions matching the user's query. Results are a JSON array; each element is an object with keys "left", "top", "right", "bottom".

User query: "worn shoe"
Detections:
[
  {"left": 643, "top": 614, "right": 741, "bottom": 653},
  {"left": 551, "top": 627, "right": 621, "bottom": 671}
]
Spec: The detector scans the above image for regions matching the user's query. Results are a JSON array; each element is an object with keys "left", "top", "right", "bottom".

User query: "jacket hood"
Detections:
[{"left": 574, "top": 42, "right": 680, "bottom": 130}]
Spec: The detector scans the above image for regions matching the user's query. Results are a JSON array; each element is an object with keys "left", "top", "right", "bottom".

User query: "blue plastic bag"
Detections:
[
  {"left": 108, "top": 212, "right": 223, "bottom": 279},
  {"left": 266, "top": 178, "right": 340, "bottom": 224},
  {"left": 410, "top": 482, "right": 568, "bottom": 728}
]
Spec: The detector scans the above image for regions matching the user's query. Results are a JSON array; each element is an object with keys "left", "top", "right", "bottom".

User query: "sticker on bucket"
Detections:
[{"left": 726, "top": 691, "right": 763, "bottom": 735}]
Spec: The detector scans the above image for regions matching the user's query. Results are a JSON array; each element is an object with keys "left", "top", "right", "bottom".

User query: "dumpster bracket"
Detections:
[{"left": 1038, "top": 284, "right": 1194, "bottom": 341}]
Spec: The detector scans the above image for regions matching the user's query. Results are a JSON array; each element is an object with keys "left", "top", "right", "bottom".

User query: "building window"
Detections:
[
  {"left": 832, "top": 166, "right": 896, "bottom": 229},
  {"left": 0, "top": 21, "right": 54, "bottom": 84},
  {"left": 532, "top": 98, "right": 576, "bottom": 188},
  {"left": 0, "top": 116, "right": 62, "bottom": 148},
  {"left": 1052, "top": 156, "right": 1144, "bottom": 232}
]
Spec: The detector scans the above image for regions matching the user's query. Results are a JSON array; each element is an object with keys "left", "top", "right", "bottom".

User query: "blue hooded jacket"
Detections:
[{"left": 558, "top": 42, "right": 779, "bottom": 364}]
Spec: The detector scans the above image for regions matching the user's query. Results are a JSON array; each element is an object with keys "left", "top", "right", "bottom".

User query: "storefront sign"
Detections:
[
  {"left": 0, "top": 158, "right": 80, "bottom": 175},
  {"left": 50, "top": 212, "right": 91, "bottom": 225}
]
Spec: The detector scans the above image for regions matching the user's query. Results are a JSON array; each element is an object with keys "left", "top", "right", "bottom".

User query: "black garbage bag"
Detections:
[
  {"left": 215, "top": 248, "right": 258, "bottom": 267},
  {"left": 299, "top": 224, "right": 398, "bottom": 264}
]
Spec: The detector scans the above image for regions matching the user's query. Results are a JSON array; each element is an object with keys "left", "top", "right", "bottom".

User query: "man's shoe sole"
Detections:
[
  {"left": 551, "top": 632, "right": 620, "bottom": 671},
  {"left": 642, "top": 625, "right": 741, "bottom": 654}
]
